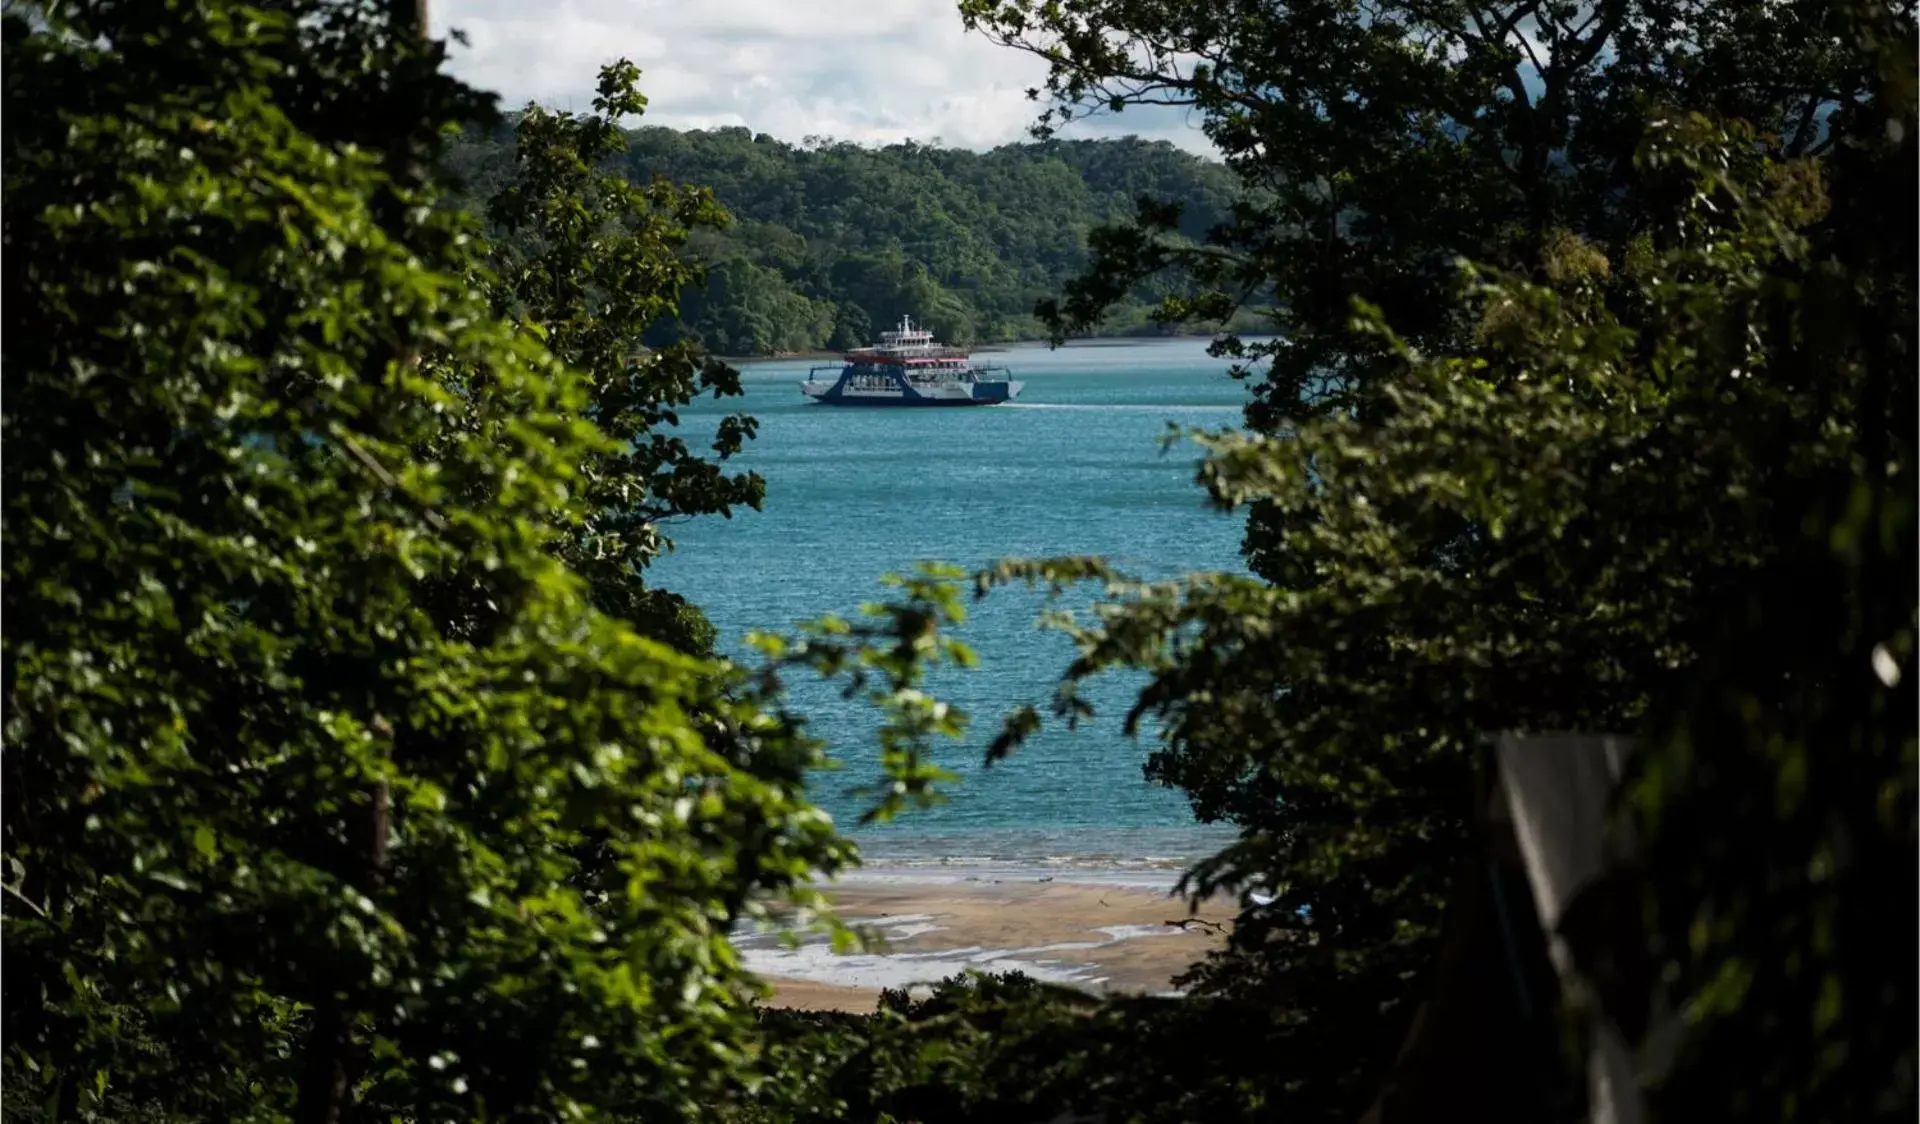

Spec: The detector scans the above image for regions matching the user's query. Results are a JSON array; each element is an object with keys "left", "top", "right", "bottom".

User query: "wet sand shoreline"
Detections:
[{"left": 750, "top": 870, "right": 1235, "bottom": 1012}]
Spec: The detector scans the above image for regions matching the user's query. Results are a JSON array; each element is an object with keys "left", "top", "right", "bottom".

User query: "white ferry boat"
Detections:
[{"left": 800, "top": 315, "right": 1023, "bottom": 407}]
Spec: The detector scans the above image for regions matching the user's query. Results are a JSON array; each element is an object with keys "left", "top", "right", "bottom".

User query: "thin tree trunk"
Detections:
[
  {"left": 295, "top": 770, "right": 390, "bottom": 1124},
  {"left": 296, "top": 1, "right": 424, "bottom": 1115}
]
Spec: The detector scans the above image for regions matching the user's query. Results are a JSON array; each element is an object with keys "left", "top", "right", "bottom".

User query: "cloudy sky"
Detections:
[{"left": 435, "top": 0, "right": 1212, "bottom": 153}]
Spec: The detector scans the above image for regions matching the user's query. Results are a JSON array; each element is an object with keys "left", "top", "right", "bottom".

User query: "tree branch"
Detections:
[
  {"left": 3, "top": 881, "right": 49, "bottom": 919},
  {"left": 1166, "top": 917, "right": 1230, "bottom": 934}
]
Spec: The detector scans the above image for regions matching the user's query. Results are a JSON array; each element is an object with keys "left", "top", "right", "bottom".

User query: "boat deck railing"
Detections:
[{"left": 805, "top": 361, "right": 1018, "bottom": 387}]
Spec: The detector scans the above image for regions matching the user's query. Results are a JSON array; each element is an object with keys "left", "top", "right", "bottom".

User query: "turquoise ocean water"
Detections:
[{"left": 649, "top": 338, "right": 1252, "bottom": 870}]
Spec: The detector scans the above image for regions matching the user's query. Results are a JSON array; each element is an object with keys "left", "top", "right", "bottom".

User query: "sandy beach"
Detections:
[{"left": 745, "top": 870, "right": 1235, "bottom": 1012}]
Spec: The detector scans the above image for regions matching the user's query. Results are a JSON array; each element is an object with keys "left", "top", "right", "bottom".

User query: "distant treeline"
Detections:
[{"left": 443, "top": 124, "right": 1262, "bottom": 355}]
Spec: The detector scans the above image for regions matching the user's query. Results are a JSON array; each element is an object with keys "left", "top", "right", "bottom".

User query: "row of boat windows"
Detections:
[
  {"left": 846, "top": 363, "right": 972, "bottom": 374},
  {"left": 843, "top": 371, "right": 974, "bottom": 390}
]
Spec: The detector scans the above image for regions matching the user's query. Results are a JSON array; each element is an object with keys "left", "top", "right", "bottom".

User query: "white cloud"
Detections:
[{"left": 435, "top": 0, "right": 1214, "bottom": 153}]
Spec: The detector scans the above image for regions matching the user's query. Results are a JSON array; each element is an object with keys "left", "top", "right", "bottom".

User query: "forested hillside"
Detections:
[{"left": 443, "top": 124, "right": 1252, "bottom": 354}]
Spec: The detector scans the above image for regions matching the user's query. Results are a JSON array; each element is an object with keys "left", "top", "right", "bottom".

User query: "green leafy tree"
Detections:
[
  {"left": 675, "top": 259, "right": 836, "bottom": 356},
  {"left": 960, "top": 0, "right": 1891, "bottom": 574},
  {"left": 968, "top": 24, "right": 1914, "bottom": 1122},
  {"left": 443, "top": 126, "right": 1243, "bottom": 352},
  {"left": 478, "top": 61, "right": 764, "bottom": 653},
  {"left": 2, "top": 3, "right": 972, "bottom": 1120},
  {"left": 828, "top": 301, "right": 874, "bottom": 350},
  {"left": 1621, "top": 13, "right": 1918, "bottom": 1118}
]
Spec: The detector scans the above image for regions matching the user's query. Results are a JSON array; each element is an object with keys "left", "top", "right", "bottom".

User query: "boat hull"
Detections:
[
  {"left": 806, "top": 395, "right": 1011, "bottom": 407},
  {"left": 815, "top": 399, "right": 1001, "bottom": 407},
  {"left": 801, "top": 380, "right": 1024, "bottom": 406}
]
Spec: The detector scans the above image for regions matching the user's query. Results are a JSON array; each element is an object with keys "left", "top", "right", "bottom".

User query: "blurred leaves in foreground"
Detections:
[{"left": 2, "top": 3, "right": 976, "bottom": 1119}]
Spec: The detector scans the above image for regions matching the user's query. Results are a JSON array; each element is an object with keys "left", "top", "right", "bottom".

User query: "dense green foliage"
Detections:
[
  {"left": 724, "top": 86, "right": 1916, "bottom": 1124},
  {"left": 465, "top": 64, "right": 765, "bottom": 654},
  {"left": 444, "top": 125, "right": 1254, "bottom": 355},
  {"left": 6, "top": 0, "right": 1913, "bottom": 1120},
  {"left": 963, "top": 0, "right": 1899, "bottom": 573},
  {"left": 946, "top": 0, "right": 1917, "bottom": 1120},
  {"left": 738, "top": 971, "right": 1278, "bottom": 1124},
  {"left": 1, "top": 4, "right": 972, "bottom": 1120}
]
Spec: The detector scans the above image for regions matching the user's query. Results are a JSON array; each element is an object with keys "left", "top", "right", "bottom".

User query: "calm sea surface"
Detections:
[{"left": 649, "top": 338, "right": 1252, "bottom": 870}]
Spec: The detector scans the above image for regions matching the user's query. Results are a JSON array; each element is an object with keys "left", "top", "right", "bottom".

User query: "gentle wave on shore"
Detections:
[{"left": 843, "top": 825, "right": 1237, "bottom": 890}]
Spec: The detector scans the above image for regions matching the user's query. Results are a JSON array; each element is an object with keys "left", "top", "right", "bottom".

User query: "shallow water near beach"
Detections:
[
  {"left": 649, "top": 337, "right": 1254, "bottom": 869},
  {"left": 733, "top": 877, "right": 1235, "bottom": 1000}
]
